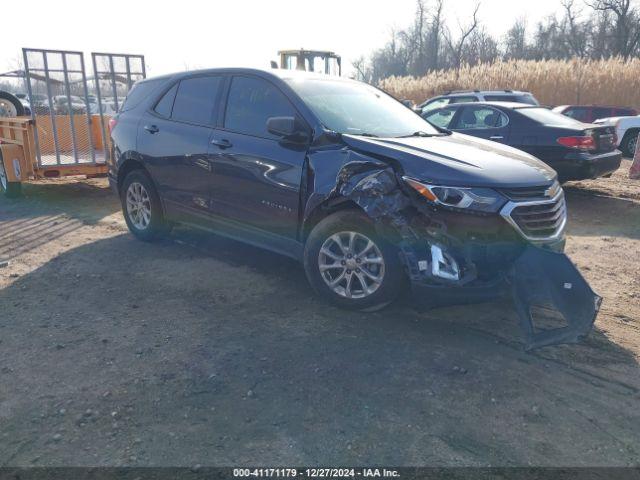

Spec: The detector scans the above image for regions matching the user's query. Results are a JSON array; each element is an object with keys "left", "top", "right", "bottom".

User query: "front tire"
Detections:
[
  {"left": 304, "top": 210, "right": 407, "bottom": 311},
  {"left": 120, "top": 169, "right": 170, "bottom": 241}
]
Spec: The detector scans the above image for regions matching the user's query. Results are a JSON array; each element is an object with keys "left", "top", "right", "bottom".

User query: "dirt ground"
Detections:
[{"left": 0, "top": 160, "right": 638, "bottom": 467}]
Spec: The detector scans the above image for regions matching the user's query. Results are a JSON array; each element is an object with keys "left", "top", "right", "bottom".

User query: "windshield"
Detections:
[
  {"left": 285, "top": 78, "right": 440, "bottom": 137},
  {"left": 517, "top": 107, "right": 587, "bottom": 127}
]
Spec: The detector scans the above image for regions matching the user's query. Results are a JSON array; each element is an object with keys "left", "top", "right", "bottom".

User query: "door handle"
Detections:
[
  {"left": 489, "top": 135, "right": 504, "bottom": 140},
  {"left": 144, "top": 124, "right": 159, "bottom": 134},
  {"left": 210, "top": 138, "right": 232, "bottom": 149}
]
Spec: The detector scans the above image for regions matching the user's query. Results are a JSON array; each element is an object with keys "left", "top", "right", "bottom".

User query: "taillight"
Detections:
[
  {"left": 108, "top": 117, "right": 118, "bottom": 134},
  {"left": 557, "top": 136, "right": 595, "bottom": 150}
]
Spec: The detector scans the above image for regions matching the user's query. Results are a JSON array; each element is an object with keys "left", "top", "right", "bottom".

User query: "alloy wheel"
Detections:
[
  {"left": 318, "top": 231, "right": 385, "bottom": 299},
  {"left": 126, "top": 182, "right": 151, "bottom": 230}
]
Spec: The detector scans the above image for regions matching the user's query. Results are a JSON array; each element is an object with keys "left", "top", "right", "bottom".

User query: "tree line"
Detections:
[{"left": 353, "top": 0, "right": 640, "bottom": 82}]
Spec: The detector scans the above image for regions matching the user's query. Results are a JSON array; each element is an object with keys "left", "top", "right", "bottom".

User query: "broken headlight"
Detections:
[{"left": 403, "top": 177, "right": 506, "bottom": 213}]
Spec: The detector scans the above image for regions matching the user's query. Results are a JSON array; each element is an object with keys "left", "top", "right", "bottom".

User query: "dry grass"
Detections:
[{"left": 380, "top": 57, "right": 640, "bottom": 108}]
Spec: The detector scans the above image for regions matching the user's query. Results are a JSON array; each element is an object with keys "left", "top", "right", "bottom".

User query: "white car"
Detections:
[
  {"left": 418, "top": 90, "right": 539, "bottom": 113},
  {"left": 593, "top": 115, "right": 640, "bottom": 157}
]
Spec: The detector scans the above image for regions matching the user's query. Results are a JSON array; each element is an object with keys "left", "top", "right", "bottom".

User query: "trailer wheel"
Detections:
[
  {"left": 0, "top": 91, "right": 25, "bottom": 118},
  {"left": 0, "top": 151, "right": 22, "bottom": 198}
]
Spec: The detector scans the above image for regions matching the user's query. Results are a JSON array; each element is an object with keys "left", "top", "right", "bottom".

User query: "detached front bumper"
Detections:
[
  {"left": 553, "top": 149, "right": 622, "bottom": 181},
  {"left": 408, "top": 242, "right": 601, "bottom": 350}
]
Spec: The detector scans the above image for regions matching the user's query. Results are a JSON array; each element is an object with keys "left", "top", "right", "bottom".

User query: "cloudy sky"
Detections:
[{"left": 1, "top": 0, "right": 566, "bottom": 77}]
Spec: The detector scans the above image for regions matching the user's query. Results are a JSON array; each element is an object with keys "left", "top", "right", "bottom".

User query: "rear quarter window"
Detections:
[
  {"left": 517, "top": 107, "right": 584, "bottom": 127},
  {"left": 563, "top": 107, "right": 590, "bottom": 122},
  {"left": 120, "top": 78, "right": 165, "bottom": 112}
]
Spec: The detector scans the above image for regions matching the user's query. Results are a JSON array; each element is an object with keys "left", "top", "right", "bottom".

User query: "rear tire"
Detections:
[
  {"left": 621, "top": 130, "right": 639, "bottom": 157},
  {"left": 304, "top": 210, "right": 407, "bottom": 311},
  {"left": 120, "top": 169, "right": 170, "bottom": 241},
  {"left": 0, "top": 150, "right": 22, "bottom": 198}
]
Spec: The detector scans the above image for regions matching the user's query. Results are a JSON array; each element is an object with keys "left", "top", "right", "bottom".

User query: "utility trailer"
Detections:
[{"left": 0, "top": 48, "right": 145, "bottom": 198}]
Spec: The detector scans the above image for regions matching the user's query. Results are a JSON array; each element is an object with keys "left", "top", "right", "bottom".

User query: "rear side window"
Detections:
[
  {"left": 592, "top": 107, "right": 612, "bottom": 121},
  {"left": 563, "top": 107, "right": 589, "bottom": 122},
  {"left": 224, "top": 76, "right": 296, "bottom": 139},
  {"left": 171, "top": 76, "right": 222, "bottom": 125},
  {"left": 154, "top": 83, "right": 178, "bottom": 118},
  {"left": 121, "top": 78, "right": 164, "bottom": 112}
]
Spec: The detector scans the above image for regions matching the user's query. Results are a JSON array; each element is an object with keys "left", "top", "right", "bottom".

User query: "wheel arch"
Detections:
[
  {"left": 301, "top": 198, "right": 367, "bottom": 245},
  {"left": 117, "top": 158, "right": 150, "bottom": 193}
]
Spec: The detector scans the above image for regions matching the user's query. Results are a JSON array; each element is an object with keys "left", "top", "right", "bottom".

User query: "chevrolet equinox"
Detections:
[{"left": 109, "top": 68, "right": 599, "bottom": 347}]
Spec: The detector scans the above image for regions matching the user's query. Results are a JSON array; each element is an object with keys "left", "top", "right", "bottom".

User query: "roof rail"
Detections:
[{"left": 444, "top": 89, "right": 480, "bottom": 95}]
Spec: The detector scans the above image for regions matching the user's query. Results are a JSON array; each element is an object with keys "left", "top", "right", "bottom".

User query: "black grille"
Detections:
[
  {"left": 510, "top": 195, "right": 566, "bottom": 239},
  {"left": 501, "top": 181, "right": 561, "bottom": 201}
]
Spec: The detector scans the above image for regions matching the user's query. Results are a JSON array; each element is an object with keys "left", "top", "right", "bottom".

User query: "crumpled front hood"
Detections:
[{"left": 341, "top": 132, "right": 557, "bottom": 188}]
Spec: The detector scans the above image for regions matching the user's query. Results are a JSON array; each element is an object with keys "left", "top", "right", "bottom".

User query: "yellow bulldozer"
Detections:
[{"left": 272, "top": 49, "right": 341, "bottom": 76}]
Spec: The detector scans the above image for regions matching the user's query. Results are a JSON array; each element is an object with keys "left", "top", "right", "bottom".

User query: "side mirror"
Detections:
[{"left": 266, "top": 116, "right": 308, "bottom": 142}]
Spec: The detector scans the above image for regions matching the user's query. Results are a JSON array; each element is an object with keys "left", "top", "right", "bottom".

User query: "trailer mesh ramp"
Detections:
[{"left": 23, "top": 48, "right": 104, "bottom": 167}]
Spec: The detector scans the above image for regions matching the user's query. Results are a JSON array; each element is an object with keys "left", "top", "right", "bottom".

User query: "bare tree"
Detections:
[
  {"left": 562, "top": 0, "right": 588, "bottom": 57},
  {"left": 443, "top": 2, "right": 480, "bottom": 73},
  {"left": 428, "top": 0, "right": 445, "bottom": 71},
  {"left": 588, "top": 0, "right": 640, "bottom": 57},
  {"left": 351, "top": 56, "right": 371, "bottom": 82}
]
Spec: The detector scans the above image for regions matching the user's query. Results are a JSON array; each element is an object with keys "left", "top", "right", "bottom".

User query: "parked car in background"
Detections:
[
  {"left": 593, "top": 115, "right": 640, "bottom": 157},
  {"left": 53, "top": 95, "right": 87, "bottom": 114},
  {"left": 423, "top": 101, "right": 621, "bottom": 181},
  {"left": 418, "top": 90, "right": 539, "bottom": 113},
  {"left": 552, "top": 105, "right": 637, "bottom": 124},
  {"left": 108, "top": 69, "right": 573, "bottom": 313}
]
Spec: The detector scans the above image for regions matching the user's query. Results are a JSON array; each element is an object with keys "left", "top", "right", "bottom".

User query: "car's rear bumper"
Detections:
[{"left": 553, "top": 149, "right": 622, "bottom": 181}]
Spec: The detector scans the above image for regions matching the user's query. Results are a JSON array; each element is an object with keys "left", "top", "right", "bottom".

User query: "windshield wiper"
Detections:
[
  {"left": 349, "top": 132, "right": 379, "bottom": 138},
  {"left": 397, "top": 131, "right": 437, "bottom": 138}
]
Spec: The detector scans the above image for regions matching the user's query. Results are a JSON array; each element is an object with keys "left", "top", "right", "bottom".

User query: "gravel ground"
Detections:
[{"left": 0, "top": 160, "right": 638, "bottom": 467}]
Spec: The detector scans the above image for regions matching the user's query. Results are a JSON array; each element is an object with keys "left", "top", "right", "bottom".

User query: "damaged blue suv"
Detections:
[{"left": 109, "top": 68, "right": 600, "bottom": 349}]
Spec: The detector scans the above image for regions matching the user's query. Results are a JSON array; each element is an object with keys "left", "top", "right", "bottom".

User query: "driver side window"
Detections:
[
  {"left": 224, "top": 76, "right": 297, "bottom": 140},
  {"left": 454, "top": 106, "right": 508, "bottom": 130}
]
